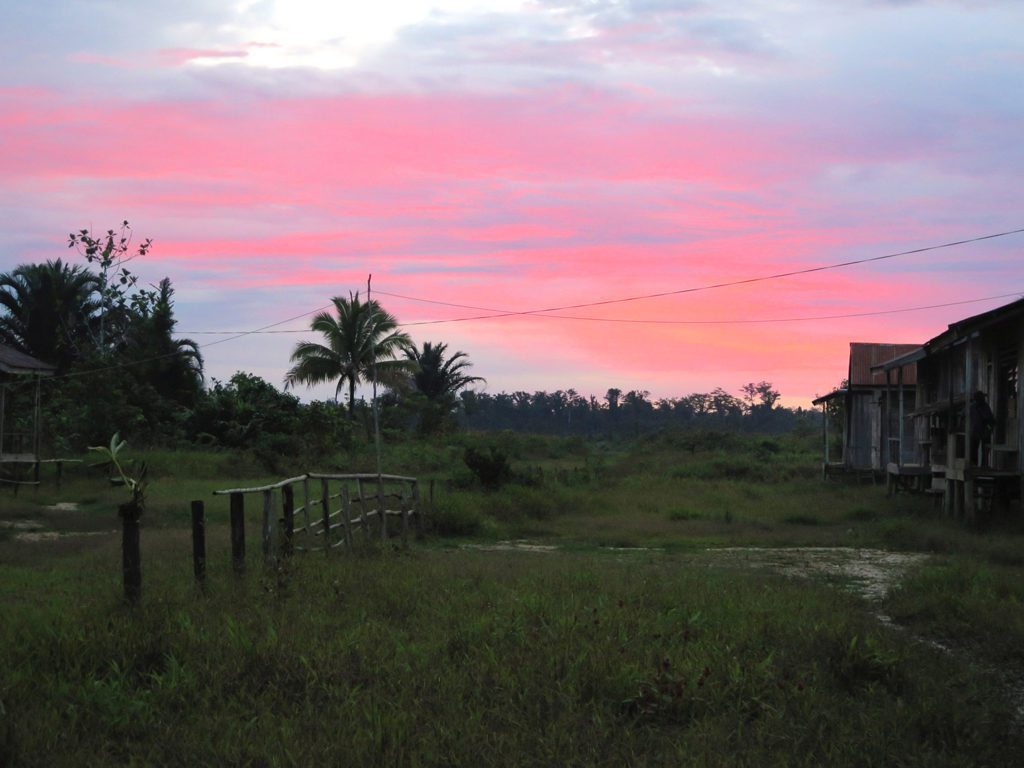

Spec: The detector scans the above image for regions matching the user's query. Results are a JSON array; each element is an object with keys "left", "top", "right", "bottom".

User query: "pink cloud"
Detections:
[
  {"left": 1, "top": 79, "right": 1018, "bottom": 407},
  {"left": 154, "top": 48, "right": 251, "bottom": 66}
]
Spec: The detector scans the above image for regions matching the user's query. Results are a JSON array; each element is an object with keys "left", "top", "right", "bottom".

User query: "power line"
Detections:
[
  {"left": 180, "top": 291, "right": 1024, "bottom": 332},
  {"left": 195, "top": 303, "right": 333, "bottom": 349},
  {"left": 173, "top": 228, "right": 1022, "bottom": 338},
  {"left": 376, "top": 227, "right": 1024, "bottom": 316},
  {"left": 14, "top": 227, "right": 1015, "bottom": 387}
]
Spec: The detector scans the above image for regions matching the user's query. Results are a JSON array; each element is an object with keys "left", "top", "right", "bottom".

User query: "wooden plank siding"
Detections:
[
  {"left": 813, "top": 343, "right": 919, "bottom": 476},
  {"left": 874, "top": 297, "right": 1024, "bottom": 519}
]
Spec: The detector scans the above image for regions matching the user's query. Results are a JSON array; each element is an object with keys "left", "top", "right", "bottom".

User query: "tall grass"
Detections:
[
  {"left": 2, "top": 546, "right": 1021, "bottom": 767},
  {"left": 3, "top": 429, "right": 1024, "bottom": 765}
]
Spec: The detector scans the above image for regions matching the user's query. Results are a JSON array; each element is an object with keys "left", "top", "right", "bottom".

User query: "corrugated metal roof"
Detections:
[
  {"left": 929, "top": 295, "right": 1024, "bottom": 351},
  {"left": 848, "top": 342, "right": 919, "bottom": 388},
  {"left": 874, "top": 297, "right": 1024, "bottom": 372},
  {"left": 0, "top": 344, "right": 56, "bottom": 375}
]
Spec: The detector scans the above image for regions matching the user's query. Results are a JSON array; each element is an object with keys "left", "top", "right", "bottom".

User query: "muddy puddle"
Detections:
[{"left": 707, "top": 547, "right": 928, "bottom": 601}]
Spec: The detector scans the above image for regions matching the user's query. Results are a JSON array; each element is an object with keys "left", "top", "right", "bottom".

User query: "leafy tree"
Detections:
[
  {"left": 403, "top": 341, "right": 485, "bottom": 433},
  {"left": 68, "top": 221, "right": 153, "bottom": 354},
  {"left": 740, "top": 381, "right": 781, "bottom": 412},
  {"left": 605, "top": 388, "right": 621, "bottom": 412},
  {"left": 124, "top": 278, "right": 203, "bottom": 405},
  {"left": 0, "top": 259, "right": 100, "bottom": 370},
  {"left": 284, "top": 292, "right": 414, "bottom": 420}
]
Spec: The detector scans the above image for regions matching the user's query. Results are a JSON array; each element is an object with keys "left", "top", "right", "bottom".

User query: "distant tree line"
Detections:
[{"left": 458, "top": 382, "right": 818, "bottom": 437}]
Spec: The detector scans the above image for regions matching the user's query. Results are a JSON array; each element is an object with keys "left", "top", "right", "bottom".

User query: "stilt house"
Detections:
[
  {"left": 812, "top": 343, "right": 920, "bottom": 478},
  {"left": 875, "top": 297, "right": 1023, "bottom": 518}
]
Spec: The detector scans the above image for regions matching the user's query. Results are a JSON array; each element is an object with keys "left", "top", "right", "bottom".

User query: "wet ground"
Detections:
[
  {"left": 463, "top": 541, "right": 927, "bottom": 601},
  {"left": 706, "top": 546, "right": 928, "bottom": 601}
]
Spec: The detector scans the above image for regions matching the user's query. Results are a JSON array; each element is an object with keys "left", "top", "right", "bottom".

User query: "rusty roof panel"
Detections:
[{"left": 848, "top": 342, "right": 919, "bottom": 388}]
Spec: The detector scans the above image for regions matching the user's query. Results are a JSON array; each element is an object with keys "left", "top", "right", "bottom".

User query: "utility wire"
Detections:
[
  {"left": 180, "top": 291, "right": 1024, "bottom": 332},
  {"left": 14, "top": 227, "right": 1015, "bottom": 385},
  {"left": 178, "top": 228, "right": 1023, "bottom": 335},
  {"left": 374, "top": 227, "right": 1024, "bottom": 317},
  {"left": 195, "top": 303, "right": 333, "bottom": 349}
]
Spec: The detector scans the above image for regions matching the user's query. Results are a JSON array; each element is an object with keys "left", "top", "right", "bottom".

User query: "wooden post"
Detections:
[
  {"left": 400, "top": 484, "right": 410, "bottom": 547},
  {"left": 340, "top": 484, "right": 353, "bottom": 550},
  {"left": 320, "top": 477, "right": 332, "bottom": 554},
  {"left": 0, "top": 382, "right": 5, "bottom": 456},
  {"left": 897, "top": 366, "right": 905, "bottom": 467},
  {"left": 377, "top": 475, "right": 387, "bottom": 542},
  {"left": 822, "top": 401, "right": 830, "bottom": 472},
  {"left": 357, "top": 478, "right": 369, "bottom": 544},
  {"left": 281, "top": 484, "right": 294, "bottom": 558},
  {"left": 119, "top": 499, "right": 142, "bottom": 604},
  {"left": 262, "top": 489, "right": 275, "bottom": 563},
  {"left": 32, "top": 374, "right": 41, "bottom": 489},
  {"left": 191, "top": 500, "right": 206, "bottom": 587},
  {"left": 230, "top": 492, "right": 246, "bottom": 574},
  {"left": 413, "top": 480, "right": 423, "bottom": 540},
  {"left": 303, "top": 476, "right": 312, "bottom": 535}
]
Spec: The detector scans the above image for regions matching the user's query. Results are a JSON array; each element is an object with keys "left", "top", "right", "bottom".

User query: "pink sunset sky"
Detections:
[{"left": 1, "top": 0, "right": 1022, "bottom": 408}]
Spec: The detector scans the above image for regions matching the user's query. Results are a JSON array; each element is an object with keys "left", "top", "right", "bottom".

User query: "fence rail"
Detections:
[{"left": 209, "top": 472, "right": 421, "bottom": 572}]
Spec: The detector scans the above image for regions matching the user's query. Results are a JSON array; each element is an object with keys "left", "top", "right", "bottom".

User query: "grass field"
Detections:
[{"left": 2, "top": 429, "right": 1023, "bottom": 766}]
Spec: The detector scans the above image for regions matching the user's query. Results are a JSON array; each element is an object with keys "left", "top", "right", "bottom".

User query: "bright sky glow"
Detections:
[{"left": 1, "top": 0, "right": 1022, "bottom": 408}]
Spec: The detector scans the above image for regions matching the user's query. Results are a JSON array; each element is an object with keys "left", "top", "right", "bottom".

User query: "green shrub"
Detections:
[
  {"left": 463, "top": 446, "right": 512, "bottom": 490},
  {"left": 668, "top": 506, "right": 703, "bottom": 521},
  {"left": 427, "top": 496, "right": 484, "bottom": 536},
  {"left": 783, "top": 514, "right": 821, "bottom": 526}
]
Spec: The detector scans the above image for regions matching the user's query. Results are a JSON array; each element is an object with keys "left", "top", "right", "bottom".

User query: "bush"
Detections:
[
  {"left": 463, "top": 446, "right": 512, "bottom": 490},
  {"left": 427, "top": 496, "right": 483, "bottom": 536}
]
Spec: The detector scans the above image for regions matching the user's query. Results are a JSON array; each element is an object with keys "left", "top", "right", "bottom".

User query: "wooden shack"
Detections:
[
  {"left": 876, "top": 297, "right": 1023, "bottom": 518},
  {"left": 0, "top": 344, "right": 55, "bottom": 481},
  {"left": 812, "top": 343, "right": 920, "bottom": 478}
]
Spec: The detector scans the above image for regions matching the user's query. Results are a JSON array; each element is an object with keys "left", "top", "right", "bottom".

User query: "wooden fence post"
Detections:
[
  {"left": 341, "top": 484, "right": 353, "bottom": 550},
  {"left": 377, "top": 475, "right": 387, "bottom": 542},
  {"left": 357, "top": 478, "right": 369, "bottom": 544},
  {"left": 230, "top": 492, "right": 245, "bottom": 575},
  {"left": 281, "top": 484, "right": 294, "bottom": 558},
  {"left": 400, "top": 484, "right": 409, "bottom": 548},
  {"left": 191, "top": 500, "right": 206, "bottom": 588},
  {"left": 262, "top": 489, "right": 275, "bottom": 563},
  {"left": 413, "top": 480, "right": 422, "bottom": 540},
  {"left": 320, "top": 477, "right": 332, "bottom": 554},
  {"left": 118, "top": 499, "right": 142, "bottom": 604},
  {"left": 303, "top": 476, "right": 312, "bottom": 534}
]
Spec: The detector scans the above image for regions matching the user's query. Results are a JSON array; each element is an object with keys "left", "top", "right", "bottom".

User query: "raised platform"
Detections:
[{"left": 886, "top": 463, "right": 931, "bottom": 495}]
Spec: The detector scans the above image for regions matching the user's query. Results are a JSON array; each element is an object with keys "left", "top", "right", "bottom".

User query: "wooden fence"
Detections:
[{"left": 203, "top": 472, "right": 421, "bottom": 575}]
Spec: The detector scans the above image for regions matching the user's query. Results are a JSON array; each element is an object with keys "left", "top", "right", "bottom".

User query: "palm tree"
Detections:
[
  {"left": 284, "top": 292, "right": 414, "bottom": 419},
  {"left": 403, "top": 341, "right": 485, "bottom": 433},
  {"left": 405, "top": 342, "right": 485, "bottom": 402},
  {"left": 0, "top": 259, "right": 100, "bottom": 370}
]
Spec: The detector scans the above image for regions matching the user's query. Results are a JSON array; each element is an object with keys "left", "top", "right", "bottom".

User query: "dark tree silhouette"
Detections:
[
  {"left": 0, "top": 259, "right": 100, "bottom": 370},
  {"left": 284, "top": 292, "right": 413, "bottom": 419}
]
